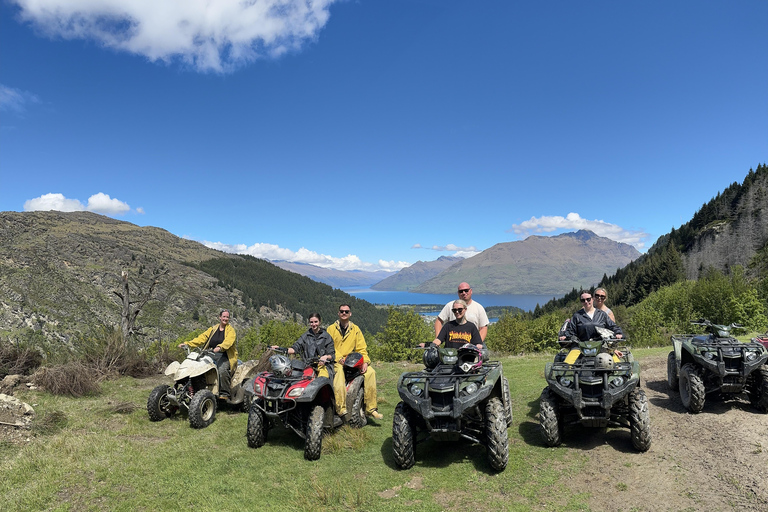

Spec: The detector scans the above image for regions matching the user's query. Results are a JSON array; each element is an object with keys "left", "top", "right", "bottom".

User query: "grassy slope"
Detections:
[{"left": 2, "top": 348, "right": 670, "bottom": 512}]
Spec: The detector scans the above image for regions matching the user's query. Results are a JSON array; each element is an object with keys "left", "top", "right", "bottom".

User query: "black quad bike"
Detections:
[
  {"left": 539, "top": 336, "right": 651, "bottom": 452},
  {"left": 392, "top": 344, "right": 512, "bottom": 472},
  {"left": 668, "top": 319, "right": 768, "bottom": 413},
  {"left": 243, "top": 348, "right": 339, "bottom": 460}
]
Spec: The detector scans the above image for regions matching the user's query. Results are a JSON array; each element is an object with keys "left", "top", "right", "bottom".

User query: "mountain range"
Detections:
[{"left": 375, "top": 231, "right": 640, "bottom": 295}]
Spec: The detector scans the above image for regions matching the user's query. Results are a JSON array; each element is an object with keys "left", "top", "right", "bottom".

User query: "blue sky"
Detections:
[{"left": 2, "top": 1, "right": 766, "bottom": 273}]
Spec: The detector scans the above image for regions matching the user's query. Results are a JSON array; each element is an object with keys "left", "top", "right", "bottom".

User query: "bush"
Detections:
[
  {"left": 369, "top": 307, "right": 432, "bottom": 362},
  {"left": 0, "top": 342, "right": 43, "bottom": 378},
  {"left": 32, "top": 362, "right": 102, "bottom": 397}
]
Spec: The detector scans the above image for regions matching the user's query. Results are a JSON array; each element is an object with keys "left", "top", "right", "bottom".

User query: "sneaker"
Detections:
[{"left": 367, "top": 409, "right": 384, "bottom": 420}]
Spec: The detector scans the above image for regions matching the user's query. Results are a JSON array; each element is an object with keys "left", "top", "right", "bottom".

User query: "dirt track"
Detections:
[{"left": 559, "top": 353, "right": 768, "bottom": 512}]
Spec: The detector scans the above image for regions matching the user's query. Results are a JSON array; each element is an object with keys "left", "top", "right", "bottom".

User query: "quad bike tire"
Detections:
[
  {"left": 304, "top": 405, "right": 325, "bottom": 461},
  {"left": 747, "top": 366, "right": 768, "bottom": 413},
  {"left": 147, "top": 385, "right": 175, "bottom": 422},
  {"left": 538, "top": 387, "right": 562, "bottom": 447},
  {"left": 189, "top": 389, "right": 217, "bottom": 428},
  {"left": 485, "top": 397, "right": 509, "bottom": 471},
  {"left": 246, "top": 405, "right": 267, "bottom": 448},
  {"left": 346, "top": 377, "right": 367, "bottom": 429},
  {"left": 666, "top": 351, "right": 679, "bottom": 391},
  {"left": 392, "top": 402, "right": 416, "bottom": 470},
  {"left": 502, "top": 377, "right": 513, "bottom": 428},
  {"left": 679, "top": 363, "right": 705, "bottom": 413},
  {"left": 629, "top": 387, "right": 652, "bottom": 452}
]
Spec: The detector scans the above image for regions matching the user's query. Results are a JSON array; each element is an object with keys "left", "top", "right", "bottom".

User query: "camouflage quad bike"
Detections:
[
  {"left": 392, "top": 344, "right": 512, "bottom": 472},
  {"left": 668, "top": 319, "right": 768, "bottom": 413},
  {"left": 539, "top": 336, "right": 651, "bottom": 452}
]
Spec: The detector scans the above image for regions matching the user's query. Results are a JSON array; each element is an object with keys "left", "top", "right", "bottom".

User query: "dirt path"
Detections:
[{"left": 559, "top": 353, "right": 768, "bottom": 512}]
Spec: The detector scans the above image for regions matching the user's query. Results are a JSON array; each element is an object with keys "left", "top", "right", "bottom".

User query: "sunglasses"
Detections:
[
  {"left": 458, "top": 288, "right": 470, "bottom": 293},
  {"left": 580, "top": 298, "right": 592, "bottom": 303},
  {"left": 594, "top": 294, "right": 606, "bottom": 299},
  {"left": 339, "top": 310, "right": 351, "bottom": 314}
]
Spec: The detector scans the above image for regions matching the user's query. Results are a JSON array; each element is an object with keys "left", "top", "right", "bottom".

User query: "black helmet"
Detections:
[{"left": 423, "top": 346, "right": 440, "bottom": 369}]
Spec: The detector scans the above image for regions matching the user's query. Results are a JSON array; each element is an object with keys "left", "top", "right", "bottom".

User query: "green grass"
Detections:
[{"left": 2, "top": 349, "right": 668, "bottom": 512}]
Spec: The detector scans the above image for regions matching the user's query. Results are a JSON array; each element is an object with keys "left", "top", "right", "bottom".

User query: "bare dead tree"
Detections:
[{"left": 113, "top": 268, "right": 168, "bottom": 343}]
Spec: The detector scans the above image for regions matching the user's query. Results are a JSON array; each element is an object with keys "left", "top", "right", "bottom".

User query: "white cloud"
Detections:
[
  {"left": 200, "top": 240, "right": 411, "bottom": 272},
  {"left": 413, "top": 243, "right": 480, "bottom": 258},
  {"left": 508, "top": 212, "right": 649, "bottom": 250},
  {"left": 12, "top": 0, "right": 338, "bottom": 73},
  {"left": 0, "top": 84, "right": 41, "bottom": 113},
  {"left": 86, "top": 193, "right": 131, "bottom": 214},
  {"left": 24, "top": 192, "right": 133, "bottom": 215},
  {"left": 23, "top": 193, "right": 85, "bottom": 212}
]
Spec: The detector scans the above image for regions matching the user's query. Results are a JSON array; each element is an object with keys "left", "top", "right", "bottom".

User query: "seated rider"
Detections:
[
  {"left": 421, "top": 299, "right": 485, "bottom": 349},
  {"left": 179, "top": 309, "right": 237, "bottom": 399},
  {"left": 559, "top": 291, "right": 623, "bottom": 344},
  {"left": 271, "top": 313, "right": 335, "bottom": 379}
]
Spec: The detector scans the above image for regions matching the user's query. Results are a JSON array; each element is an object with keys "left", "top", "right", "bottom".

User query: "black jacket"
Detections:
[{"left": 564, "top": 308, "right": 623, "bottom": 341}]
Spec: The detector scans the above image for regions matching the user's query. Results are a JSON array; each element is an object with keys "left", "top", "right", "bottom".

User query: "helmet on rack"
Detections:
[
  {"left": 423, "top": 345, "right": 440, "bottom": 369},
  {"left": 270, "top": 354, "right": 293, "bottom": 377},
  {"left": 457, "top": 343, "right": 483, "bottom": 373},
  {"left": 595, "top": 352, "right": 614, "bottom": 369}
]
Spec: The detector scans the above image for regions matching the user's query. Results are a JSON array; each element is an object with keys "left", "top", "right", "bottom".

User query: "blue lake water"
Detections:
[{"left": 343, "top": 288, "right": 557, "bottom": 313}]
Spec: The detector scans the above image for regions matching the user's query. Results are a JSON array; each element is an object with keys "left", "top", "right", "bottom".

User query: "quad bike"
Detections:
[
  {"left": 752, "top": 331, "right": 768, "bottom": 351},
  {"left": 539, "top": 335, "right": 651, "bottom": 452},
  {"left": 147, "top": 346, "right": 259, "bottom": 428},
  {"left": 392, "top": 344, "right": 512, "bottom": 472},
  {"left": 668, "top": 319, "right": 768, "bottom": 413},
  {"left": 243, "top": 348, "right": 338, "bottom": 460},
  {"left": 341, "top": 352, "right": 369, "bottom": 428}
]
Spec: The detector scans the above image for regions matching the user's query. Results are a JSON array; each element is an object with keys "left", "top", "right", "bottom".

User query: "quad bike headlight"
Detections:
[
  {"left": 745, "top": 351, "right": 757, "bottom": 361},
  {"left": 286, "top": 387, "right": 304, "bottom": 398},
  {"left": 583, "top": 348, "right": 598, "bottom": 357},
  {"left": 558, "top": 376, "right": 573, "bottom": 388},
  {"left": 705, "top": 352, "right": 716, "bottom": 360},
  {"left": 462, "top": 382, "right": 479, "bottom": 396},
  {"left": 609, "top": 376, "right": 625, "bottom": 388},
  {"left": 409, "top": 383, "right": 424, "bottom": 397},
  {"left": 253, "top": 382, "right": 262, "bottom": 395}
]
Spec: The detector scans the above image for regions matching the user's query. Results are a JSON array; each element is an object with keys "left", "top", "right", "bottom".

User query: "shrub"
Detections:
[
  {"left": 369, "top": 307, "right": 432, "bottom": 362},
  {"left": 32, "top": 362, "right": 101, "bottom": 397}
]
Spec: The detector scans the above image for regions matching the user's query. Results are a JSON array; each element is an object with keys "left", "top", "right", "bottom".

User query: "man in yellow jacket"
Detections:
[
  {"left": 326, "top": 304, "right": 383, "bottom": 421},
  {"left": 179, "top": 310, "right": 237, "bottom": 398}
]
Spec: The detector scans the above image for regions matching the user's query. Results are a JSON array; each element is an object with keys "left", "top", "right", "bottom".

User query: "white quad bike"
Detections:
[{"left": 147, "top": 346, "right": 259, "bottom": 428}]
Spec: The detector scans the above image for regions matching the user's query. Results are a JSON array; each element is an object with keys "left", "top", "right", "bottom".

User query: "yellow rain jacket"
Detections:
[{"left": 187, "top": 324, "right": 238, "bottom": 371}]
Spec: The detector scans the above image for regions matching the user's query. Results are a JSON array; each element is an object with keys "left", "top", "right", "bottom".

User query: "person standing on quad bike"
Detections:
[
  {"left": 179, "top": 309, "right": 237, "bottom": 399},
  {"left": 327, "top": 304, "right": 383, "bottom": 421},
  {"left": 434, "top": 282, "right": 490, "bottom": 341},
  {"left": 559, "top": 292, "right": 623, "bottom": 343},
  {"left": 422, "top": 300, "right": 485, "bottom": 349},
  {"left": 271, "top": 313, "right": 335, "bottom": 379},
  {"left": 593, "top": 287, "right": 616, "bottom": 322}
]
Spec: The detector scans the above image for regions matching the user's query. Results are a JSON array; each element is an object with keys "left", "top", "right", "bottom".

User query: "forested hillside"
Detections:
[{"left": 188, "top": 256, "right": 387, "bottom": 332}]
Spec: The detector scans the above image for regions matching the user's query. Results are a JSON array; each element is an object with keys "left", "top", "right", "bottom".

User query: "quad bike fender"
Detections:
[
  {"left": 175, "top": 361, "right": 217, "bottom": 382},
  {"left": 231, "top": 360, "right": 260, "bottom": 386},
  {"left": 295, "top": 376, "right": 334, "bottom": 406},
  {"left": 564, "top": 349, "right": 580, "bottom": 365},
  {"left": 164, "top": 361, "right": 181, "bottom": 376}
]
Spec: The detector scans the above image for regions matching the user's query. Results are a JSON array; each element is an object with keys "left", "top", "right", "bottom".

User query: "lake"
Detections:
[{"left": 343, "top": 288, "right": 557, "bottom": 313}]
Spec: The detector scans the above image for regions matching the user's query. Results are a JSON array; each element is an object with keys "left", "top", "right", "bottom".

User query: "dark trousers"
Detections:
[{"left": 212, "top": 352, "right": 231, "bottom": 396}]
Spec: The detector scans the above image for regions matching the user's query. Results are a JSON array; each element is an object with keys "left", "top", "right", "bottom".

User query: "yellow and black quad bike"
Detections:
[{"left": 539, "top": 336, "right": 651, "bottom": 452}]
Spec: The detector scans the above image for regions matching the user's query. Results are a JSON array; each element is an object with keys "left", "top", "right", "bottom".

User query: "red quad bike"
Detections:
[
  {"left": 342, "top": 352, "right": 369, "bottom": 428},
  {"left": 243, "top": 348, "right": 339, "bottom": 460}
]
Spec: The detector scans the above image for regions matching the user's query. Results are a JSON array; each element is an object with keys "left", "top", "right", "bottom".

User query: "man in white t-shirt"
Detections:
[{"left": 434, "top": 282, "right": 490, "bottom": 341}]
